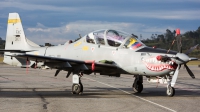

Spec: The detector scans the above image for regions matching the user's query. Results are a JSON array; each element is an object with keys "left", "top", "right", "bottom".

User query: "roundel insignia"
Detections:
[
  {"left": 112, "top": 51, "right": 116, "bottom": 55},
  {"left": 91, "top": 47, "right": 95, "bottom": 52}
]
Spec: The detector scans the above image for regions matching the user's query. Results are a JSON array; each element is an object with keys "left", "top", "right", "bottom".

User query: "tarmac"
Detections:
[{"left": 0, "top": 63, "right": 200, "bottom": 112}]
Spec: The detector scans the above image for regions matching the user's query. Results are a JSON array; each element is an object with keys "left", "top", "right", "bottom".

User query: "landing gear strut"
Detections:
[
  {"left": 132, "top": 75, "right": 143, "bottom": 93},
  {"left": 71, "top": 73, "right": 83, "bottom": 94}
]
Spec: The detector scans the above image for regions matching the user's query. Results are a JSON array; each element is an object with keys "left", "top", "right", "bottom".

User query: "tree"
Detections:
[
  {"left": 165, "top": 29, "right": 173, "bottom": 42},
  {"left": 157, "top": 34, "right": 165, "bottom": 43}
]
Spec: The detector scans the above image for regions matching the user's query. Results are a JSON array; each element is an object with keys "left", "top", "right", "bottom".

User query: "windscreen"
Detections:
[
  {"left": 124, "top": 37, "right": 145, "bottom": 49},
  {"left": 106, "top": 30, "right": 128, "bottom": 47}
]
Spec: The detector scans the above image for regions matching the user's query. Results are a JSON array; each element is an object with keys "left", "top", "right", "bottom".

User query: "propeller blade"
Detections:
[
  {"left": 175, "top": 29, "right": 182, "bottom": 53},
  {"left": 189, "top": 57, "right": 198, "bottom": 61},
  {"left": 167, "top": 39, "right": 175, "bottom": 54},
  {"left": 184, "top": 64, "right": 195, "bottom": 79},
  {"left": 176, "top": 35, "right": 182, "bottom": 53},
  {"left": 171, "top": 64, "right": 180, "bottom": 87},
  {"left": 167, "top": 29, "right": 182, "bottom": 53},
  {"left": 185, "top": 44, "right": 199, "bottom": 55}
]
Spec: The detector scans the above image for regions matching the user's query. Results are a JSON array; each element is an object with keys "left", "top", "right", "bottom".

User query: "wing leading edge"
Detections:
[
  {"left": 7, "top": 53, "right": 118, "bottom": 69},
  {"left": 0, "top": 49, "right": 37, "bottom": 53}
]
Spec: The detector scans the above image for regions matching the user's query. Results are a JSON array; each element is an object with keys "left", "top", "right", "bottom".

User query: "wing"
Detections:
[
  {"left": 0, "top": 49, "right": 36, "bottom": 53},
  {"left": 7, "top": 53, "right": 119, "bottom": 72}
]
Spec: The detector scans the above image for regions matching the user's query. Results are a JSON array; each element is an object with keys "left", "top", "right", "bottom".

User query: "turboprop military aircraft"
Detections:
[{"left": 0, "top": 13, "right": 199, "bottom": 96}]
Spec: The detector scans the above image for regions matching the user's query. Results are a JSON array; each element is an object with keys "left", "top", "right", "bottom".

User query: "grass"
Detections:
[
  {"left": 0, "top": 56, "right": 3, "bottom": 62},
  {"left": 187, "top": 60, "right": 200, "bottom": 65}
]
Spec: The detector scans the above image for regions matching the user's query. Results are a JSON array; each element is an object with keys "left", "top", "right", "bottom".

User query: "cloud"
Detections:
[
  {"left": 1, "top": 0, "right": 200, "bottom": 21},
  {"left": 121, "top": 10, "right": 200, "bottom": 20},
  {"left": 65, "top": 21, "right": 141, "bottom": 34},
  {"left": 0, "top": 1, "right": 77, "bottom": 12},
  {"left": 1, "top": 0, "right": 199, "bottom": 44},
  {"left": 26, "top": 23, "right": 68, "bottom": 45},
  {"left": 25, "top": 21, "right": 177, "bottom": 45},
  {"left": 0, "top": 0, "right": 200, "bottom": 20},
  {"left": 136, "top": 0, "right": 200, "bottom": 2}
]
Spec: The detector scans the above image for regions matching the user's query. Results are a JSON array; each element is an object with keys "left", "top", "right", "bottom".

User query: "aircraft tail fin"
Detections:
[
  {"left": 5, "top": 13, "right": 32, "bottom": 50},
  {"left": 3, "top": 13, "right": 39, "bottom": 65}
]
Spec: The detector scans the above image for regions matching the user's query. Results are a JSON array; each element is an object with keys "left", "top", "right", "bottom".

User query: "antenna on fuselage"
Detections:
[
  {"left": 79, "top": 34, "right": 82, "bottom": 38},
  {"left": 132, "top": 34, "right": 138, "bottom": 38},
  {"left": 74, "top": 34, "right": 82, "bottom": 42}
]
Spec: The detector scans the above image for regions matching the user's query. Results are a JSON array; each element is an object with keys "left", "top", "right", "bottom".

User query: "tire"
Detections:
[
  {"left": 166, "top": 86, "right": 175, "bottom": 97},
  {"left": 132, "top": 82, "right": 143, "bottom": 93},
  {"left": 72, "top": 84, "right": 81, "bottom": 94}
]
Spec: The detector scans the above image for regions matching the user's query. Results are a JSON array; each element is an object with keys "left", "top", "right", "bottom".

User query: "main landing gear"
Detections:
[
  {"left": 71, "top": 72, "right": 83, "bottom": 94},
  {"left": 132, "top": 75, "right": 143, "bottom": 93}
]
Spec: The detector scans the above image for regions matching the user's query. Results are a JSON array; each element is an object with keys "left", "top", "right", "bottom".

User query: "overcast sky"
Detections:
[{"left": 0, "top": 0, "right": 200, "bottom": 45}]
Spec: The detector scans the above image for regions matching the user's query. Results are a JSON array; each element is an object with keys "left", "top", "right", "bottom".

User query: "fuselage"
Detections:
[
  {"left": 4, "top": 29, "right": 178, "bottom": 77},
  {"left": 26, "top": 35, "right": 177, "bottom": 76}
]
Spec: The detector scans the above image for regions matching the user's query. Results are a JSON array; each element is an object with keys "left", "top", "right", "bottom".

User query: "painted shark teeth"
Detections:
[
  {"left": 146, "top": 63, "right": 174, "bottom": 71},
  {"left": 143, "top": 57, "right": 176, "bottom": 72}
]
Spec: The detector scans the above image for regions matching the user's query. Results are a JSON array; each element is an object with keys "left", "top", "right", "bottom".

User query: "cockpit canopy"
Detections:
[{"left": 85, "top": 29, "right": 145, "bottom": 49}]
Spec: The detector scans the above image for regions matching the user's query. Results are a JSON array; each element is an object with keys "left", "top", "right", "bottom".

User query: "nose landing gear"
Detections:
[{"left": 166, "top": 85, "right": 175, "bottom": 97}]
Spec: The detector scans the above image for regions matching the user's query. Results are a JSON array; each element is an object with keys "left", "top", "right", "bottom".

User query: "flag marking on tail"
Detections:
[{"left": 8, "top": 19, "right": 21, "bottom": 24}]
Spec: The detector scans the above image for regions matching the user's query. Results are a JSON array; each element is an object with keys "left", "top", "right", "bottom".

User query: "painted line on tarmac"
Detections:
[{"left": 84, "top": 77, "right": 177, "bottom": 112}]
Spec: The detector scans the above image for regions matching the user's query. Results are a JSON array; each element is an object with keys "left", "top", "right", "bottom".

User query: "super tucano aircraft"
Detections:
[{"left": 0, "top": 13, "right": 199, "bottom": 96}]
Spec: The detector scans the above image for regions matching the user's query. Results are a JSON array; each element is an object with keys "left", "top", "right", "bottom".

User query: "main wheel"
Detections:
[
  {"left": 132, "top": 82, "right": 143, "bottom": 93},
  {"left": 166, "top": 86, "right": 175, "bottom": 97},
  {"left": 72, "top": 84, "right": 82, "bottom": 94}
]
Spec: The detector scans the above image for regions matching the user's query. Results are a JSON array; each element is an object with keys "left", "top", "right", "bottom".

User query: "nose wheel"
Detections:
[{"left": 166, "top": 86, "right": 175, "bottom": 97}]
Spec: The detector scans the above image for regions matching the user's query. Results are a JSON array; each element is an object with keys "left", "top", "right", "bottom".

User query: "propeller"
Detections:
[{"left": 169, "top": 29, "right": 198, "bottom": 86}]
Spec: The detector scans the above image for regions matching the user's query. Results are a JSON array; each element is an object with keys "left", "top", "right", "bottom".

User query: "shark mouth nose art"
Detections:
[{"left": 142, "top": 57, "right": 177, "bottom": 71}]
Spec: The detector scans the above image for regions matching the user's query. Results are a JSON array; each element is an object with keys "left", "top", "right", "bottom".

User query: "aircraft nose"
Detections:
[{"left": 174, "top": 53, "right": 189, "bottom": 64}]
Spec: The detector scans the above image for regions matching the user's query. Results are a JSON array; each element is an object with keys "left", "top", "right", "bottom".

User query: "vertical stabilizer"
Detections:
[
  {"left": 5, "top": 13, "right": 31, "bottom": 50},
  {"left": 4, "top": 13, "right": 32, "bottom": 66}
]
